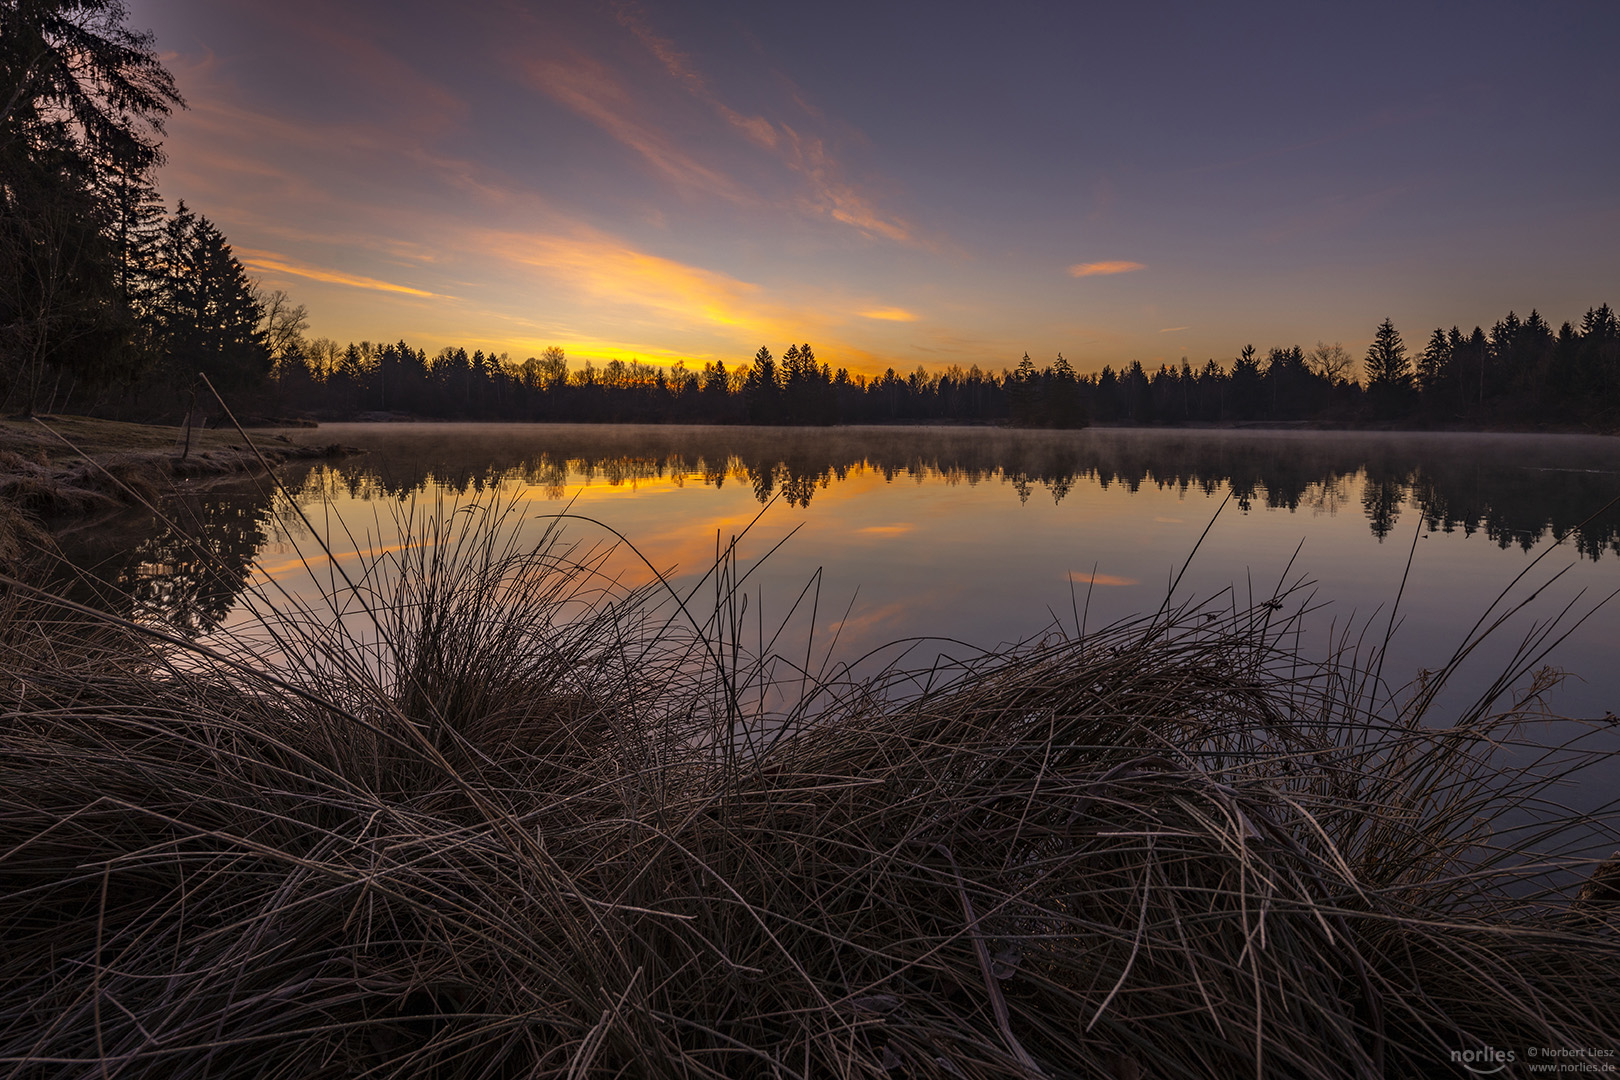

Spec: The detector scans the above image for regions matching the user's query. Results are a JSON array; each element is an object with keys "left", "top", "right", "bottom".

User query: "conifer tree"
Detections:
[
  {"left": 1363, "top": 318, "right": 1410, "bottom": 390},
  {"left": 149, "top": 203, "right": 268, "bottom": 395},
  {"left": 1416, "top": 328, "right": 1449, "bottom": 395},
  {"left": 1, "top": 0, "right": 182, "bottom": 408}
]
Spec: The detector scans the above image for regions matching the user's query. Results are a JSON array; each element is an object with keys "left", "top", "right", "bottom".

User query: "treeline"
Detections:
[
  {"left": 7, "top": 10, "right": 1618, "bottom": 431},
  {"left": 1, "top": 2, "right": 281, "bottom": 417},
  {"left": 248, "top": 307, "right": 1620, "bottom": 429}
]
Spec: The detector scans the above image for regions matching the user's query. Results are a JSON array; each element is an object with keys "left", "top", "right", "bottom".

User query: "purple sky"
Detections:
[{"left": 126, "top": 0, "right": 1620, "bottom": 376}]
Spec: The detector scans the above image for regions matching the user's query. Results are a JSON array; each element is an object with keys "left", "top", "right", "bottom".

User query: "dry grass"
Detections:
[
  {"left": 0, "top": 415, "right": 347, "bottom": 521},
  {"left": 0, "top": 495, "right": 1616, "bottom": 1079}
]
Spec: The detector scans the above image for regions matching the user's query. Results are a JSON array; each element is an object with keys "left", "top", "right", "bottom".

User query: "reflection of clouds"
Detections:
[
  {"left": 282, "top": 427, "right": 1620, "bottom": 564},
  {"left": 1065, "top": 571, "right": 1140, "bottom": 587},
  {"left": 256, "top": 539, "right": 427, "bottom": 582},
  {"left": 80, "top": 426, "right": 1620, "bottom": 688},
  {"left": 826, "top": 601, "right": 913, "bottom": 641}
]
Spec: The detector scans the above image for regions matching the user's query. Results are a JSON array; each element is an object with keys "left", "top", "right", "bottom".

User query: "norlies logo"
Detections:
[{"left": 1453, "top": 1046, "right": 1517, "bottom": 1074}]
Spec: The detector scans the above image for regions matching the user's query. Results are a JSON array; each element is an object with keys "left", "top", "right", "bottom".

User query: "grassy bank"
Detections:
[
  {"left": 0, "top": 501, "right": 1616, "bottom": 1078},
  {"left": 0, "top": 414, "right": 348, "bottom": 521}
]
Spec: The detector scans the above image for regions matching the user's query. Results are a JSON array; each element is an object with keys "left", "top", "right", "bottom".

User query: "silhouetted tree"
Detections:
[
  {"left": 743, "top": 346, "right": 779, "bottom": 423},
  {"left": 1307, "top": 341, "right": 1355, "bottom": 385},
  {"left": 149, "top": 205, "right": 268, "bottom": 396},
  {"left": 1415, "top": 328, "right": 1448, "bottom": 400},
  {"left": 0, "top": 0, "right": 181, "bottom": 409},
  {"left": 1363, "top": 318, "right": 1411, "bottom": 416},
  {"left": 1228, "top": 345, "right": 1261, "bottom": 419},
  {"left": 1007, "top": 352, "right": 1038, "bottom": 424}
]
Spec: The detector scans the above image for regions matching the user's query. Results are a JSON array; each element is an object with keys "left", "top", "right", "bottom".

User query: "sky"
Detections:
[{"left": 125, "top": 0, "right": 1620, "bottom": 377}]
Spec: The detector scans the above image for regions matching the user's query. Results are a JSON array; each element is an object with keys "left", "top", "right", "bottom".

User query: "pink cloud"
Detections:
[
  {"left": 1068, "top": 261, "right": 1146, "bottom": 277},
  {"left": 523, "top": 52, "right": 747, "bottom": 199}
]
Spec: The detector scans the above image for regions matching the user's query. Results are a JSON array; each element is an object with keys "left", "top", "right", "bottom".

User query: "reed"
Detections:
[{"left": 0, "top": 495, "right": 1615, "bottom": 1079}]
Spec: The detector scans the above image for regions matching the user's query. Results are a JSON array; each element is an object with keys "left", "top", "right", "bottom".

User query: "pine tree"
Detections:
[
  {"left": 1363, "top": 318, "right": 1410, "bottom": 390},
  {"left": 1229, "top": 344, "right": 1262, "bottom": 418},
  {"left": 1416, "top": 327, "right": 1449, "bottom": 396},
  {"left": 148, "top": 204, "right": 268, "bottom": 397},
  {"left": 1, "top": 0, "right": 182, "bottom": 408},
  {"left": 1046, "top": 352, "right": 1081, "bottom": 426},
  {"left": 744, "top": 346, "right": 778, "bottom": 423}
]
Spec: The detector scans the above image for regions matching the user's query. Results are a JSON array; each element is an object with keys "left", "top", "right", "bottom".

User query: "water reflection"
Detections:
[
  {"left": 48, "top": 469, "right": 311, "bottom": 635},
  {"left": 47, "top": 426, "right": 1620, "bottom": 637},
  {"left": 300, "top": 425, "right": 1620, "bottom": 558}
]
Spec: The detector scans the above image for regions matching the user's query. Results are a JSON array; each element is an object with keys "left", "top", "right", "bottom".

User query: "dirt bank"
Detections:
[{"left": 0, "top": 415, "right": 353, "bottom": 546}]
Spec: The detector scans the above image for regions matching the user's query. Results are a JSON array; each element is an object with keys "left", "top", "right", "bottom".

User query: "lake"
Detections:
[{"left": 56, "top": 424, "right": 1620, "bottom": 741}]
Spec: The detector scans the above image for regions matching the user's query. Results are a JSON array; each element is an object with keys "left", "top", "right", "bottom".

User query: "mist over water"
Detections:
[{"left": 58, "top": 424, "right": 1620, "bottom": 739}]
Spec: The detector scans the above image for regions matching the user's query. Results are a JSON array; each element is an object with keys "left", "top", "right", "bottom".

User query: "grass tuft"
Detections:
[{"left": 0, "top": 495, "right": 1616, "bottom": 1078}]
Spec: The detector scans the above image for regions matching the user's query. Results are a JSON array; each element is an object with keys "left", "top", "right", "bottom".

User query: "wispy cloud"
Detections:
[
  {"left": 164, "top": 57, "right": 516, "bottom": 209},
  {"left": 1158, "top": 325, "right": 1188, "bottom": 332},
  {"left": 598, "top": 1, "right": 915, "bottom": 244},
  {"left": 855, "top": 523, "right": 915, "bottom": 536},
  {"left": 483, "top": 229, "right": 759, "bottom": 324},
  {"left": 523, "top": 53, "right": 747, "bottom": 198},
  {"left": 859, "top": 307, "right": 919, "bottom": 322},
  {"left": 778, "top": 124, "right": 913, "bottom": 243},
  {"left": 238, "top": 250, "right": 448, "bottom": 298},
  {"left": 1068, "top": 260, "right": 1145, "bottom": 278},
  {"left": 469, "top": 226, "right": 907, "bottom": 373}
]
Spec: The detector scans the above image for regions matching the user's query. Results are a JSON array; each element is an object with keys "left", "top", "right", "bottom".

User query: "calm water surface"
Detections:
[{"left": 59, "top": 424, "right": 1620, "bottom": 734}]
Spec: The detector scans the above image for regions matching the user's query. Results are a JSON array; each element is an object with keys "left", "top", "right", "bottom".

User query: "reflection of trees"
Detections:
[
  {"left": 1407, "top": 466, "right": 1620, "bottom": 559},
  {"left": 1361, "top": 471, "right": 1406, "bottom": 540},
  {"left": 121, "top": 493, "right": 267, "bottom": 631},
  {"left": 51, "top": 430, "right": 1620, "bottom": 635},
  {"left": 285, "top": 427, "right": 1620, "bottom": 559},
  {"left": 50, "top": 469, "right": 314, "bottom": 636}
]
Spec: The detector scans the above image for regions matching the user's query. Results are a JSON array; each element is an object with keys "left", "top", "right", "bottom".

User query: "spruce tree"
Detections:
[
  {"left": 1, "top": 0, "right": 182, "bottom": 408},
  {"left": 1363, "top": 318, "right": 1410, "bottom": 390},
  {"left": 149, "top": 204, "right": 268, "bottom": 397},
  {"left": 1416, "top": 327, "right": 1449, "bottom": 396}
]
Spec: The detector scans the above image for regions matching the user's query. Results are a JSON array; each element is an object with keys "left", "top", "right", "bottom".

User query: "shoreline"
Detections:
[
  {"left": 0, "top": 415, "right": 355, "bottom": 561},
  {"left": 288, "top": 410, "right": 1620, "bottom": 435}
]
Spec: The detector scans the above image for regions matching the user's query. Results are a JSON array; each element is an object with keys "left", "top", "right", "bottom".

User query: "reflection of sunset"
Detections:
[
  {"left": 232, "top": 427, "right": 1620, "bottom": 671},
  {"left": 510, "top": 473, "right": 704, "bottom": 501},
  {"left": 256, "top": 539, "right": 427, "bottom": 581},
  {"left": 93, "top": 424, "right": 1605, "bottom": 732}
]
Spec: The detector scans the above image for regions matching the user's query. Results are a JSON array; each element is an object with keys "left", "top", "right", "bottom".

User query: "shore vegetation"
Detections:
[{"left": 1, "top": 495, "right": 1616, "bottom": 1077}]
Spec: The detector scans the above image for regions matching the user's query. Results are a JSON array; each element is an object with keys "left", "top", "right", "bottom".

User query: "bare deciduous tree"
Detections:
[
  {"left": 255, "top": 286, "right": 308, "bottom": 361},
  {"left": 1308, "top": 341, "right": 1356, "bottom": 384}
]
